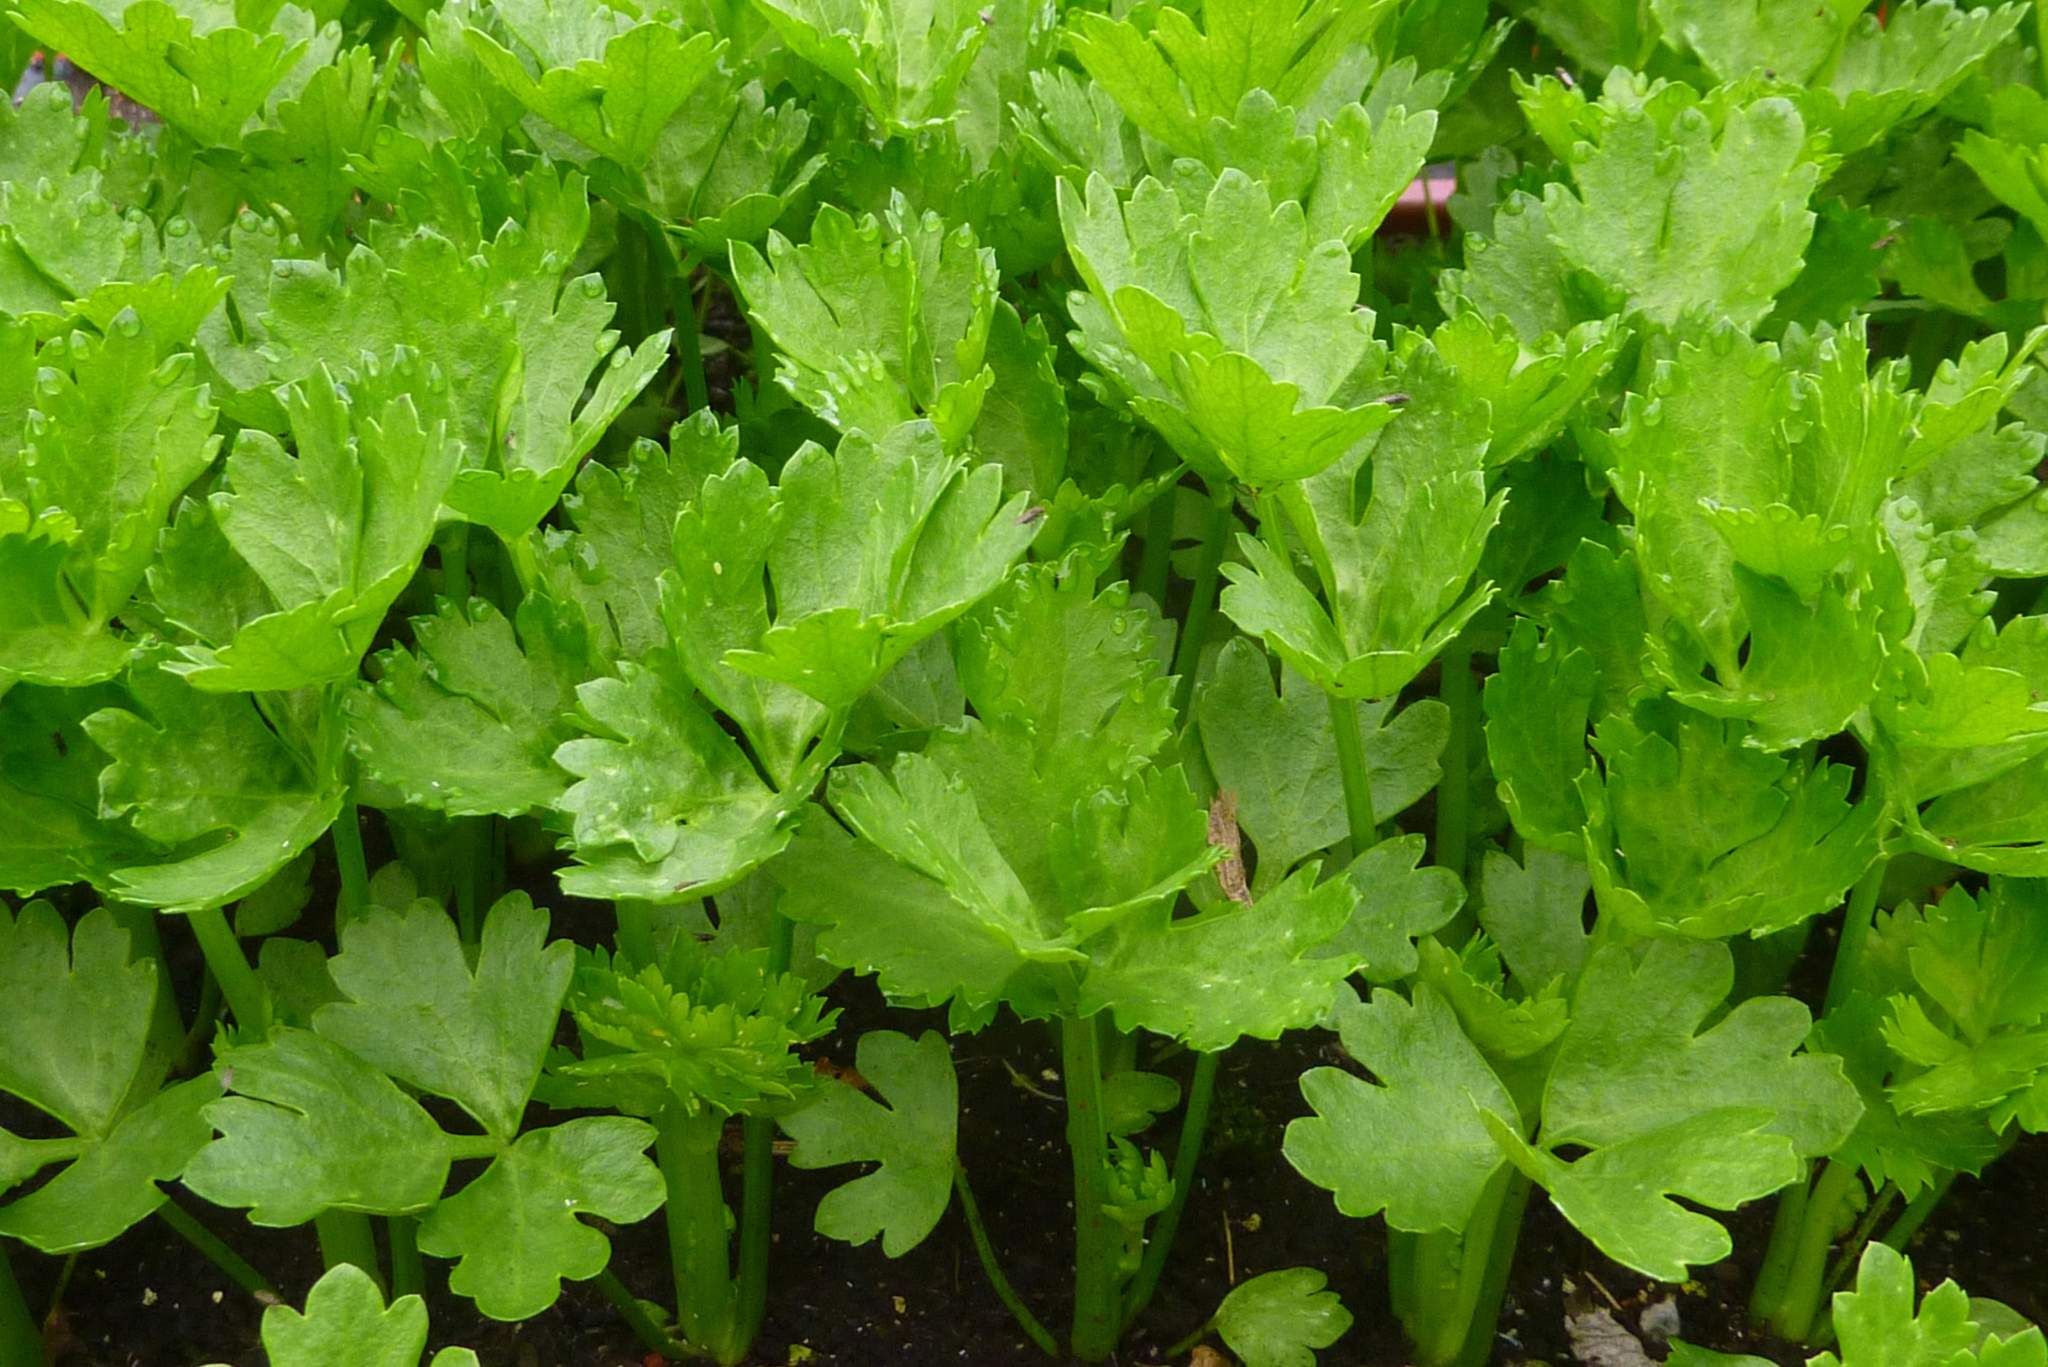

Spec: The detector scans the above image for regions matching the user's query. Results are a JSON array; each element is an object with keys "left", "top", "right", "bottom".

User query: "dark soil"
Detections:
[{"left": 29, "top": 955, "right": 2048, "bottom": 1366}]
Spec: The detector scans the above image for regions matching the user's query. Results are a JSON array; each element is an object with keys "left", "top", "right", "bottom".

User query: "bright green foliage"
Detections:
[
  {"left": 732, "top": 202, "right": 1000, "bottom": 443},
  {"left": 781, "top": 1029, "right": 957, "bottom": 1256},
  {"left": 1210, "top": 1267, "right": 1355, "bottom": 1367},
  {"left": 84, "top": 662, "right": 344, "bottom": 911},
  {"left": 1810, "top": 1244, "right": 2047, "bottom": 1367},
  {"left": 1, "top": 316, "right": 220, "bottom": 690},
  {"left": 1065, "top": 0, "right": 1394, "bottom": 159},
  {"left": 1059, "top": 171, "right": 1398, "bottom": 487},
  {"left": 751, "top": 0, "right": 987, "bottom": 133},
  {"left": 9, "top": 0, "right": 311, "bottom": 148},
  {"left": 1578, "top": 705, "right": 1883, "bottom": 938},
  {"left": 1198, "top": 637, "right": 1449, "bottom": 882},
  {"left": 1291, "top": 941, "right": 1858, "bottom": 1280},
  {"left": 243, "top": 1264, "right": 482, "bottom": 1367},
  {"left": 348, "top": 597, "right": 589, "bottom": 819},
  {"left": 463, "top": 1, "right": 725, "bottom": 170},
  {"left": 0, "top": 904, "right": 211, "bottom": 1253},
  {"left": 161, "top": 364, "right": 461, "bottom": 693},
  {"left": 1222, "top": 344, "right": 1501, "bottom": 700},
  {"left": 546, "top": 936, "right": 834, "bottom": 1119}
]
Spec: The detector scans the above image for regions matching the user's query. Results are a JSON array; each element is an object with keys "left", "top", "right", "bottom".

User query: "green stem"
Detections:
[
  {"left": 1824, "top": 860, "right": 1887, "bottom": 1016},
  {"left": 177, "top": 969, "right": 224, "bottom": 1075},
  {"left": 186, "top": 905, "right": 270, "bottom": 1038},
  {"left": 1770, "top": 1158, "right": 1863, "bottom": 1344},
  {"left": 155, "top": 1195, "right": 276, "bottom": 1299},
  {"left": 1169, "top": 486, "right": 1235, "bottom": 721},
  {"left": 314, "top": 1211, "right": 382, "bottom": 1289},
  {"left": 1062, "top": 1013, "right": 1121, "bottom": 1361},
  {"left": 616, "top": 900, "right": 658, "bottom": 966},
  {"left": 733, "top": 908, "right": 795, "bottom": 1353},
  {"left": 0, "top": 1245, "right": 42, "bottom": 1367},
  {"left": 1166, "top": 1318, "right": 1217, "bottom": 1359},
  {"left": 1821, "top": 1183, "right": 1898, "bottom": 1299},
  {"left": 1328, "top": 692, "right": 1379, "bottom": 859},
  {"left": 1749, "top": 1168, "right": 1811, "bottom": 1324},
  {"left": 1434, "top": 641, "right": 1475, "bottom": 881},
  {"left": 1398, "top": 1167, "right": 1531, "bottom": 1367},
  {"left": 953, "top": 1164, "right": 1060, "bottom": 1356},
  {"left": 387, "top": 1216, "right": 423, "bottom": 1299},
  {"left": 1879, "top": 1170, "right": 1957, "bottom": 1252},
  {"left": 452, "top": 818, "right": 488, "bottom": 947},
  {"left": 438, "top": 524, "right": 469, "bottom": 604},
  {"left": 640, "top": 215, "right": 708, "bottom": 413},
  {"left": 1120, "top": 1049, "right": 1220, "bottom": 1331},
  {"left": 2036, "top": 0, "right": 2048, "bottom": 91},
  {"left": 592, "top": 1268, "right": 690, "bottom": 1360},
  {"left": 331, "top": 796, "right": 371, "bottom": 928},
  {"left": 659, "top": 1107, "right": 739, "bottom": 1359},
  {"left": 1138, "top": 482, "right": 1176, "bottom": 609}
]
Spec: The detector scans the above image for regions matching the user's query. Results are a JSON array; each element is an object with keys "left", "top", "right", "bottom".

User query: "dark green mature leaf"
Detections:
[
  {"left": 781, "top": 1030, "right": 957, "bottom": 1256},
  {"left": 186, "top": 1029, "right": 453, "bottom": 1225},
  {"left": 0, "top": 1077, "right": 214, "bottom": 1253},
  {"left": 417, "top": 1117, "right": 663, "bottom": 1321},
  {"left": 316, "top": 894, "right": 574, "bottom": 1141},
  {"left": 0, "top": 904, "right": 157, "bottom": 1138}
]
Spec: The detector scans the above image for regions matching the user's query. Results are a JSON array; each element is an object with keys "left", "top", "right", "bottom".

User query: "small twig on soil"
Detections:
[
  {"left": 1585, "top": 1270, "right": 1623, "bottom": 1311},
  {"left": 1223, "top": 1204, "right": 1236, "bottom": 1286}
]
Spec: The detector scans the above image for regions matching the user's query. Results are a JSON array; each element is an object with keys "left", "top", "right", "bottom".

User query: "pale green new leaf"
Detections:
[
  {"left": 1802, "top": 2, "right": 2027, "bottom": 156},
  {"left": 781, "top": 1030, "right": 957, "bottom": 1256},
  {"left": 1811, "top": 1243, "right": 2047, "bottom": 1367},
  {"left": 1483, "top": 618, "right": 1596, "bottom": 850},
  {"left": 749, "top": 0, "right": 986, "bottom": 133},
  {"left": 731, "top": 202, "right": 999, "bottom": 443},
  {"left": 1065, "top": 0, "right": 1395, "bottom": 158},
  {"left": 464, "top": 0, "right": 723, "bottom": 169},
  {"left": 256, "top": 1265, "right": 467, "bottom": 1367},
  {"left": 417, "top": 1117, "right": 663, "bottom": 1321}
]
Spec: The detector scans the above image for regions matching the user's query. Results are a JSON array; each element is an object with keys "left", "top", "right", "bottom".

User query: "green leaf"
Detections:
[
  {"left": 1477, "top": 847, "right": 1592, "bottom": 992},
  {"left": 1199, "top": 637, "right": 1448, "bottom": 879},
  {"left": 552, "top": 657, "right": 809, "bottom": 902},
  {"left": 732, "top": 202, "right": 999, "bottom": 443},
  {"left": 315, "top": 893, "right": 574, "bottom": 1141},
  {"left": 1801, "top": 2, "right": 2027, "bottom": 156},
  {"left": 1079, "top": 864, "right": 1362, "bottom": 1051},
  {"left": 751, "top": 0, "right": 987, "bottom": 133},
  {"left": 1286, "top": 987, "right": 1520, "bottom": 1233},
  {"left": 185, "top": 1029, "right": 453, "bottom": 1225},
  {"left": 167, "top": 364, "right": 463, "bottom": 692},
  {"left": 1650, "top": 0, "right": 1863, "bottom": 85},
  {"left": 1059, "top": 171, "right": 1396, "bottom": 486},
  {"left": 0, "top": 904, "right": 156, "bottom": 1137},
  {"left": 0, "top": 683, "right": 154, "bottom": 897},
  {"left": 1065, "top": 0, "right": 1394, "bottom": 159},
  {"left": 0, "top": 1076, "right": 213, "bottom": 1253},
  {"left": 781, "top": 1029, "right": 957, "bottom": 1257},
  {"left": 85, "top": 664, "right": 344, "bottom": 913},
  {"left": 416, "top": 1116, "right": 663, "bottom": 1321},
  {"left": 1811, "top": 1243, "right": 2047, "bottom": 1367},
  {"left": 464, "top": 2, "right": 723, "bottom": 169},
  {"left": 1322, "top": 836, "right": 1466, "bottom": 983},
  {"left": 8, "top": 0, "right": 307, "bottom": 147},
  {"left": 347, "top": 597, "right": 587, "bottom": 819},
  {"left": 1580, "top": 706, "right": 1883, "bottom": 938},
  {"left": 720, "top": 423, "right": 1037, "bottom": 709},
  {"left": 1537, "top": 75, "right": 1821, "bottom": 329},
  {"left": 1212, "top": 1267, "right": 1354, "bottom": 1367},
  {"left": 1225, "top": 342, "right": 1501, "bottom": 700},
  {"left": 1483, "top": 618, "right": 1596, "bottom": 850},
  {"left": 258, "top": 1265, "right": 441, "bottom": 1367}
]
